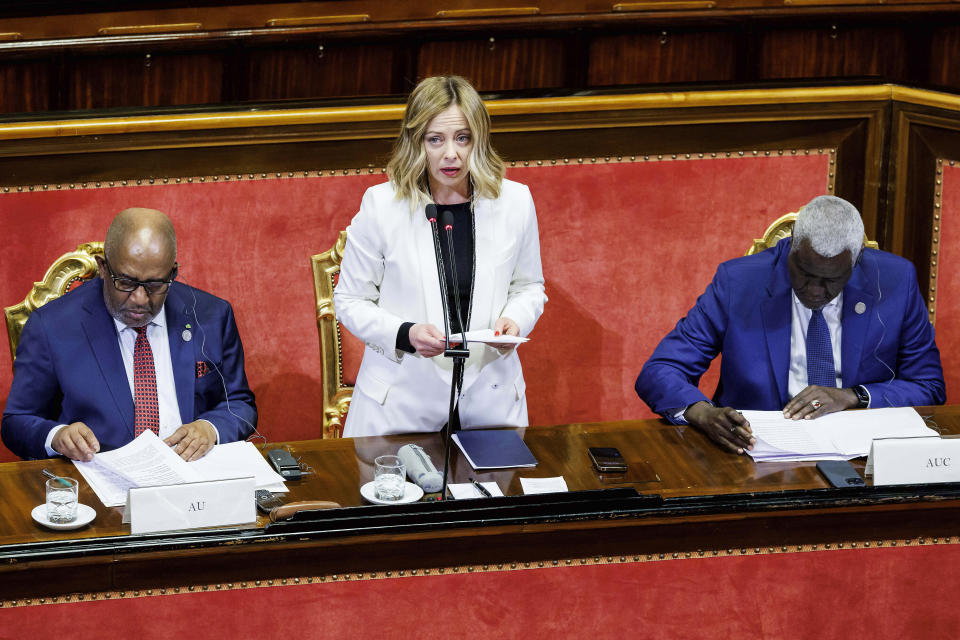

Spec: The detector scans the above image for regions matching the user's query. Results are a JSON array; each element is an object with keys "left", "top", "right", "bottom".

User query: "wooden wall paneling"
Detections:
[
  {"left": 244, "top": 41, "right": 409, "bottom": 100},
  {"left": 0, "top": 59, "right": 56, "bottom": 113},
  {"left": 833, "top": 100, "right": 890, "bottom": 244},
  {"left": 66, "top": 50, "right": 227, "bottom": 110},
  {"left": 417, "top": 36, "right": 568, "bottom": 91},
  {"left": 758, "top": 25, "right": 908, "bottom": 81},
  {"left": 587, "top": 30, "right": 739, "bottom": 87},
  {"left": 887, "top": 103, "right": 960, "bottom": 293},
  {"left": 0, "top": 92, "right": 885, "bottom": 184},
  {"left": 930, "top": 26, "right": 960, "bottom": 91},
  {"left": 0, "top": 8, "right": 957, "bottom": 115}
]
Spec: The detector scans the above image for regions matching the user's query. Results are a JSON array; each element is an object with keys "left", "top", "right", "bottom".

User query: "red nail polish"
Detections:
[{"left": 495, "top": 330, "right": 500, "bottom": 336}]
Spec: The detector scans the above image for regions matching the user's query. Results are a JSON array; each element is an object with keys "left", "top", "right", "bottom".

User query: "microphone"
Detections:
[
  {"left": 425, "top": 204, "right": 453, "bottom": 345},
  {"left": 397, "top": 444, "right": 443, "bottom": 493},
  {"left": 441, "top": 209, "right": 469, "bottom": 350}
]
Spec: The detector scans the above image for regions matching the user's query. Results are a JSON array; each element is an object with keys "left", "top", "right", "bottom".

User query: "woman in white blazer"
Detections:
[{"left": 334, "top": 76, "right": 547, "bottom": 437}]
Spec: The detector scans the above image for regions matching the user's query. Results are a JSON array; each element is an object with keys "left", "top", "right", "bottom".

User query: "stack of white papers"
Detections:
[
  {"left": 73, "top": 431, "right": 286, "bottom": 507},
  {"left": 743, "top": 407, "right": 938, "bottom": 462}
]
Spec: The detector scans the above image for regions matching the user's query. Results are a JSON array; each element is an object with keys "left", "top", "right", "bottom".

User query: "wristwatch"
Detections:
[{"left": 852, "top": 385, "right": 869, "bottom": 409}]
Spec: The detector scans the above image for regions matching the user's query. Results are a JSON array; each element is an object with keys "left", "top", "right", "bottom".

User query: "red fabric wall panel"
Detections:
[
  {"left": 0, "top": 154, "right": 829, "bottom": 461},
  {"left": 0, "top": 175, "right": 383, "bottom": 462},
  {"left": 511, "top": 154, "right": 830, "bottom": 426},
  {"left": 2, "top": 544, "right": 958, "bottom": 638},
  {"left": 937, "top": 162, "right": 960, "bottom": 404}
]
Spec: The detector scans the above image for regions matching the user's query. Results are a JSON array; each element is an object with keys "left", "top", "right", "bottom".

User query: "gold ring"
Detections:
[{"left": 811, "top": 400, "right": 822, "bottom": 410}]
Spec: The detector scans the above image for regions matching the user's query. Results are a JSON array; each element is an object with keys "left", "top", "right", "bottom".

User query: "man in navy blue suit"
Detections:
[
  {"left": 635, "top": 196, "right": 945, "bottom": 454},
  {"left": 2, "top": 208, "right": 257, "bottom": 461}
]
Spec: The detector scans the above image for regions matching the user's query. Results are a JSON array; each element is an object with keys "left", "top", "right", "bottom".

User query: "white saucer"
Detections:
[
  {"left": 31, "top": 503, "right": 96, "bottom": 530},
  {"left": 360, "top": 481, "right": 424, "bottom": 505}
]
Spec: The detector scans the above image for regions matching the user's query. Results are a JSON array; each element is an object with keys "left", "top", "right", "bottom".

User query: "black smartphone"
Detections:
[
  {"left": 267, "top": 448, "right": 302, "bottom": 480},
  {"left": 255, "top": 489, "right": 285, "bottom": 514},
  {"left": 817, "top": 460, "right": 865, "bottom": 487},
  {"left": 588, "top": 447, "right": 628, "bottom": 473}
]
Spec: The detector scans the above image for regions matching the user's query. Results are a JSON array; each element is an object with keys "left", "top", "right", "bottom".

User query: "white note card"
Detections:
[
  {"left": 448, "top": 482, "right": 504, "bottom": 499},
  {"left": 520, "top": 476, "right": 568, "bottom": 495}
]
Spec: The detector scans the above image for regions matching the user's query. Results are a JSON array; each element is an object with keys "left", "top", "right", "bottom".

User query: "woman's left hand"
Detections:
[{"left": 489, "top": 317, "right": 520, "bottom": 353}]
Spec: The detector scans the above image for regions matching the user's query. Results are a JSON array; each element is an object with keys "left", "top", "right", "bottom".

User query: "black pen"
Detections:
[{"left": 469, "top": 477, "right": 493, "bottom": 498}]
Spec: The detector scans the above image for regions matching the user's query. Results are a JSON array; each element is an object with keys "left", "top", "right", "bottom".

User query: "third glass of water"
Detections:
[{"left": 374, "top": 455, "right": 406, "bottom": 501}]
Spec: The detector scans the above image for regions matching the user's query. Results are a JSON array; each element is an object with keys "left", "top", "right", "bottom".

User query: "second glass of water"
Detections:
[{"left": 374, "top": 455, "right": 406, "bottom": 501}]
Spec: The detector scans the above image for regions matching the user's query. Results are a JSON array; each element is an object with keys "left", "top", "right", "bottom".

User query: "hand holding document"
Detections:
[
  {"left": 743, "top": 407, "right": 937, "bottom": 462},
  {"left": 73, "top": 431, "right": 286, "bottom": 507}
]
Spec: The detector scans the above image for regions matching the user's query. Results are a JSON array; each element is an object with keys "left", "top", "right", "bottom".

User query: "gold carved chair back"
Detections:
[
  {"left": 311, "top": 230, "right": 363, "bottom": 439},
  {"left": 747, "top": 212, "right": 879, "bottom": 256},
  {"left": 4, "top": 242, "right": 104, "bottom": 365}
]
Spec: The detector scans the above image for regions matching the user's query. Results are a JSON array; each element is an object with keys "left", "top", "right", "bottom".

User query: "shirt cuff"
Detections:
[
  {"left": 196, "top": 419, "right": 221, "bottom": 445},
  {"left": 396, "top": 322, "right": 416, "bottom": 354},
  {"left": 45, "top": 424, "right": 68, "bottom": 456}
]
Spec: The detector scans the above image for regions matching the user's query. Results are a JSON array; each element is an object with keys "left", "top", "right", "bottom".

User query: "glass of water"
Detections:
[
  {"left": 374, "top": 455, "right": 406, "bottom": 502},
  {"left": 46, "top": 476, "right": 78, "bottom": 523}
]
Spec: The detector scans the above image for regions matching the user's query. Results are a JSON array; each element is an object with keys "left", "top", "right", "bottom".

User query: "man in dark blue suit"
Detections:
[
  {"left": 2, "top": 208, "right": 257, "bottom": 461},
  {"left": 636, "top": 196, "right": 945, "bottom": 454}
]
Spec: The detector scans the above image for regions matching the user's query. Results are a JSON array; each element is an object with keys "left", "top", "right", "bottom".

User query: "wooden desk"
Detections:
[{"left": 3, "top": 406, "right": 960, "bottom": 604}]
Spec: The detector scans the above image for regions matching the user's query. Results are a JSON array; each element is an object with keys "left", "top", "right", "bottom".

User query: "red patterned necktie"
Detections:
[{"left": 133, "top": 326, "right": 160, "bottom": 436}]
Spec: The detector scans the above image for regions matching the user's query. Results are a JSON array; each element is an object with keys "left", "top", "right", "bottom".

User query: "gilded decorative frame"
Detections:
[
  {"left": 310, "top": 230, "right": 350, "bottom": 439},
  {"left": 4, "top": 241, "right": 103, "bottom": 364}
]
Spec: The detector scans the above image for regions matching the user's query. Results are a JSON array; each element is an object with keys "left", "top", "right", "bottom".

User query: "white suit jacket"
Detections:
[{"left": 334, "top": 179, "right": 547, "bottom": 437}]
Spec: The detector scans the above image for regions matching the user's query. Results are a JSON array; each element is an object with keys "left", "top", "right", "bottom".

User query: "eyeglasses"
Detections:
[{"left": 103, "top": 258, "right": 178, "bottom": 295}]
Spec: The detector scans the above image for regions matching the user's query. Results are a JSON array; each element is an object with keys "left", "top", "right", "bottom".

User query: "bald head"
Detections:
[
  {"left": 104, "top": 208, "right": 177, "bottom": 265},
  {"left": 98, "top": 208, "right": 178, "bottom": 328}
]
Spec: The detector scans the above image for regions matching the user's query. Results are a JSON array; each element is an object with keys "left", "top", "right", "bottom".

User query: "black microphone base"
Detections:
[{"left": 443, "top": 347, "right": 471, "bottom": 358}]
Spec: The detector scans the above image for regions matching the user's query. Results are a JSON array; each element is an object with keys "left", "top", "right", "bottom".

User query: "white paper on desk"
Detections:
[
  {"left": 73, "top": 458, "right": 138, "bottom": 507},
  {"left": 74, "top": 431, "right": 202, "bottom": 507},
  {"left": 742, "top": 407, "right": 935, "bottom": 462},
  {"left": 188, "top": 441, "right": 287, "bottom": 493},
  {"left": 74, "top": 432, "right": 288, "bottom": 507},
  {"left": 520, "top": 476, "right": 568, "bottom": 494},
  {"left": 448, "top": 482, "right": 504, "bottom": 499},
  {"left": 452, "top": 329, "right": 529, "bottom": 345}
]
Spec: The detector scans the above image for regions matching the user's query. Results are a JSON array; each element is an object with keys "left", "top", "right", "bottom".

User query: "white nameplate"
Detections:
[
  {"left": 866, "top": 437, "right": 960, "bottom": 485},
  {"left": 125, "top": 476, "right": 256, "bottom": 534}
]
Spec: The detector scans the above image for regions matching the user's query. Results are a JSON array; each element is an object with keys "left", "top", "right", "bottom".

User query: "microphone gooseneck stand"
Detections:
[{"left": 438, "top": 209, "right": 470, "bottom": 500}]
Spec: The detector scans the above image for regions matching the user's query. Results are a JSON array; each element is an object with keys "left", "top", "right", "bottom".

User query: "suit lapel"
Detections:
[
  {"left": 165, "top": 285, "right": 196, "bottom": 425},
  {"left": 80, "top": 281, "right": 135, "bottom": 438},
  {"left": 470, "top": 196, "right": 495, "bottom": 330},
  {"left": 840, "top": 267, "right": 875, "bottom": 387},
  {"left": 760, "top": 247, "right": 793, "bottom": 405}
]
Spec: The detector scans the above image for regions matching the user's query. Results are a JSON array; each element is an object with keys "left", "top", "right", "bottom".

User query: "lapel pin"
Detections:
[
  {"left": 855, "top": 301, "right": 866, "bottom": 315},
  {"left": 182, "top": 329, "right": 192, "bottom": 342}
]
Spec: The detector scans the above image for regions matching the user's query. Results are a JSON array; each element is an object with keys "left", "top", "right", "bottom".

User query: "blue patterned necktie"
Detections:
[{"left": 806, "top": 309, "right": 836, "bottom": 388}]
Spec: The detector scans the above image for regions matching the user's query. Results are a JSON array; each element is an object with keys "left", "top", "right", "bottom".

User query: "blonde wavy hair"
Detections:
[{"left": 387, "top": 76, "right": 505, "bottom": 209}]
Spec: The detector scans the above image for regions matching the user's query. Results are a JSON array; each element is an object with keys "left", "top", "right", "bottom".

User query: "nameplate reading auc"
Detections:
[
  {"left": 866, "top": 437, "right": 960, "bottom": 486},
  {"left": 125, "top": 476, "right": 256, "bottom": 534}
]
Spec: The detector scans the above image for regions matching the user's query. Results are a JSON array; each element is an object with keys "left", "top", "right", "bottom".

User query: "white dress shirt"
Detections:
[
  {"left": 112, "top": 305, "right": 184, "bottom": 438},
  {"left": 788, "top": 291, "right": 843, "bottom": 398}
]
